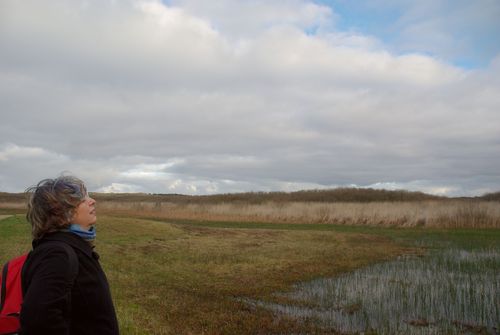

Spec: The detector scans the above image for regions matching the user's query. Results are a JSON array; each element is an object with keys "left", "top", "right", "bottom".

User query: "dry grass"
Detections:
[
  {"left": 2, "top": 192, "right": 499, "bottom": 228},
  {"left": 0, "top": 202, "right": 25, "bottom": 210},
  {"left": 95, "top": 200, "right": 500, "bottom": 228}
]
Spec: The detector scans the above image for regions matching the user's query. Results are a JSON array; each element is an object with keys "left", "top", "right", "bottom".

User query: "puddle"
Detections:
[{"left": 247, "top": 249, "right": 500, "bottom": 334}]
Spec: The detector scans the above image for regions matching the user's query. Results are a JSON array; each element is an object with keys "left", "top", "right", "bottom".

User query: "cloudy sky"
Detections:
[{"left": 1, "top": 0, "right": 499, "bottom": 196}]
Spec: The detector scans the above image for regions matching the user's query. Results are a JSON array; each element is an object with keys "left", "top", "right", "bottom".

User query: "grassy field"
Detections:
[{"left": 1, "top": 208, "right": 498, "bottom": 334}]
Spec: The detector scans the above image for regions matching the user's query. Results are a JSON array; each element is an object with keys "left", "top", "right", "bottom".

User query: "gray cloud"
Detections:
[{"left": 0, "top": 0, "right": 499, "bottom": 196}]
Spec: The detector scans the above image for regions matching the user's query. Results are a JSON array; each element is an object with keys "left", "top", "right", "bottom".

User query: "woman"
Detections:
[{"left": 20, "top": 176, "right": 119, "bottom": 334}]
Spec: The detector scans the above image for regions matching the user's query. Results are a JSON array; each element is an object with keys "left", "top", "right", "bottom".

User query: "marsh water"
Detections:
[{"left": 248, "top": 248, "right": 500, "bottom": 334}]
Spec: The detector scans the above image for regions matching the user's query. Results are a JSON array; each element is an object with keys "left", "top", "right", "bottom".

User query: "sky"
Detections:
[{"left": 0, "top": 0, "right": 499, "bottom": 196}]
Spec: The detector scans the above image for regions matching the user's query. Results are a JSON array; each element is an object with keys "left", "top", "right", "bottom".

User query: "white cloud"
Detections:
[
  {"left": 119, "top": 160, "right": 184, "bottom": 180},
  {"left": 97, "top": 182, "right": 145, "bottom": 193},
  {"left": 171, "top": 0, "right": 334, "bottom": 39},
  {"left": 0, "top": 143, "right": 52, "bottom": 161}
]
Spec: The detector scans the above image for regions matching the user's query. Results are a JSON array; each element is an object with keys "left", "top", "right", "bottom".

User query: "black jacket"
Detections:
[{"left": 20, "top": 231, "right": 119, "bottom": 335}]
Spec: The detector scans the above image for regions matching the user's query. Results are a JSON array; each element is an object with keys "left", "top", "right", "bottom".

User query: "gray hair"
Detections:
[{"left": 26, "top": 175, "right": 88, "bottom": 239}]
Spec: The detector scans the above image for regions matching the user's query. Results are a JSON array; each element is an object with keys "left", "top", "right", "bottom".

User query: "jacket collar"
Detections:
[{"left": 33, "top": 231, "right": 95, "bottom": 258}]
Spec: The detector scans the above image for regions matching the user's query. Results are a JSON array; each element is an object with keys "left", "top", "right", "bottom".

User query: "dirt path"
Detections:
[{"left": 0, "top": 215, "right": 13, "bottom": 221}]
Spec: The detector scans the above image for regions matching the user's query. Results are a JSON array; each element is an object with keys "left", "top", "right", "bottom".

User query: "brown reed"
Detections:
[{"left": 94, "top": 199, "right": 500, "bottom": 228}]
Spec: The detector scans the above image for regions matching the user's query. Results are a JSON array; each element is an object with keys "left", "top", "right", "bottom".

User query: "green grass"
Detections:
[
  {"left": 1, "top": 214, "right": 497, "bottom": 334},
  {"left": 0, "top": 215, "right": 32, "bottom": 258},
  {"left": 146, "top": 216, "right": 500, "bottom": 250}
]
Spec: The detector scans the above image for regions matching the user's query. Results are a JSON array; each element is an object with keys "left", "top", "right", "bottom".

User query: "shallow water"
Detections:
[{"left": 248, "top": 248, "right": 500, "bottom": 334}]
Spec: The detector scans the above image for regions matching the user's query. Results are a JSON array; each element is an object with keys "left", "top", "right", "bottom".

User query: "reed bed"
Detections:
[
  {"left": 2, "top": 195, "right": 499, "bottom": 228},
  {"left": 95, "top": 200, "right": 500, "bottom": 228}
]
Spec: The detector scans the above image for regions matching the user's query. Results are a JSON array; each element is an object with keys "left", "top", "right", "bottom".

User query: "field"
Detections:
[
  {"left": 2, "top": 190, "right": 500, "bottom": 229},
  {"left": 0, "top": 190, "right": 499, "bottom": 334}
]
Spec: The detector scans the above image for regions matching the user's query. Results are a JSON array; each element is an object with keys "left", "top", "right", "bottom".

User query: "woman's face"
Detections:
[{"left": 71, "top": 195, "right": 97, "bottom": 230}]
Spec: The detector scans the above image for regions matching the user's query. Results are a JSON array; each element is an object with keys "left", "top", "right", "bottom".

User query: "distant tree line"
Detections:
[
  {"left": 91, "top": 188, "right": 443, "bottom": 203},
  {"left": 2, "top": 188, "right": 499, "bottom": 204},
  {"left": 480, "top": 191, "right": 500, "bottom": 201},
  {"left": 0, "top": 192, "right": 26, "bottom": 202}
]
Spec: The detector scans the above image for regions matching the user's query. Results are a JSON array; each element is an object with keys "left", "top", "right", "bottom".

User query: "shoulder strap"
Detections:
[
  {"left": 21, "top": 241, "right": 79, "bottom": 294},
  {"left": 41, "top": 241, "right": 78, "bottom": 279},
  {"left": 58, "top": 242, "right": 79, "bottom": 281},
  {"left": 0, "top": 260, "right": 10, "bottom": 312}
]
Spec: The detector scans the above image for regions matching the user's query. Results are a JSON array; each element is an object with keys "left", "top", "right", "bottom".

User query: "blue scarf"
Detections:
[{"left": 68, "top": 224, "right": 96, "bottom": 241}]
